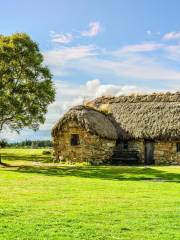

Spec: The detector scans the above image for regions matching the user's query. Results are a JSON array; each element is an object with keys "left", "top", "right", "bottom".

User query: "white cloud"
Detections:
[
  {"left": 43, "top": 42, "right": 180, "bottom": 81},
  {"left": 72, "top": 54, "right": 180, "bottom": 81},
  {"left": 84, "top": 79, "right": 146, "bottom": 97},
  {"left": 50, "top": 31, "right": 73, "bottom": 44},
  {"left": 120, "top": 42, "right": 163, "bottom": 53},
  {"left": 163, "top": 31, "right": 180, "bottom": 41},
  {"left": 165, "top": 44, "right": 180, "bottom": 59},
  {"left": 81, "top": 21, "right": 101, "bottom": 37},
  {"left": 44, "top": 45, "right": 97, "bottom": 66},
  {"left": 49, "top": 21, "right": 102, "bottom": 44},
  {"left": 146, "top": 30, "right": 152, "bottom": 36},
  {"left": 43, "top": 40, "right": 180, "bottom": 83},
  {"left": 146, "top": 30, "right": 161, "bottom": 36}
]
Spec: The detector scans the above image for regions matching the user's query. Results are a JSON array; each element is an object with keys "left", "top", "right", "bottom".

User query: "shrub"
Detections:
[{"left": 42, "top": 150, "right": 51, "bottom": 155}]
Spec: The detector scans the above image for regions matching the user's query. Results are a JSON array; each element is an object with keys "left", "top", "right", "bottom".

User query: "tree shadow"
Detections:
[
  {"left": 0, "top": 153, "right": 52, "bottom": 162},
  {"left": 9, "top": 165, "right": 180, "bottom": 183}
]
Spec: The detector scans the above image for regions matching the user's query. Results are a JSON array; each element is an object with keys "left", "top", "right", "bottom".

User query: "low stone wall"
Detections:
[
  {"left": 154, "top": 141, "right": 180, "bottom": 165},
  {"left": 52, "top": 121, "right": 116, "bottom": 164}
]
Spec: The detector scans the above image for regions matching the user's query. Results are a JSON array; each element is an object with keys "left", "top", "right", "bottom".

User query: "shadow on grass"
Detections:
[
  {"left": 0, "top": 153, "right": 52, "bottom": 162},
  {"left": 8, "top": 165, "right": 180, "bottom": 183}
]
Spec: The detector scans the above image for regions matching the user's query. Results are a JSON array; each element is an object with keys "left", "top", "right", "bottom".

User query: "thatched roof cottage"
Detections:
[{"left": 52, "top": 92, "right": 180, "bottom": 165}]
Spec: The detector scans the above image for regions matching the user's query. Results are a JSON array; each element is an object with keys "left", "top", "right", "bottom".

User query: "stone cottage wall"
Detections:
[
  {"left": 53, "top": 121, "right": 116, "bottom": 164},
  {"left": 127, "top": 140, "right": 180, "bottom": 165},
  {"left": 154, "top": 141, "right": 180, "bottom": 165}
]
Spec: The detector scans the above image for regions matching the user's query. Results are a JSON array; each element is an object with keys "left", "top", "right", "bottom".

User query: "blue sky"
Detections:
[{"left": 1, "top": 0, "right": 180, "bottom": 141}]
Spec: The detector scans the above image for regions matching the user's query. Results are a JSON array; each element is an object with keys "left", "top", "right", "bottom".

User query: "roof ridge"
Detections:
[{"left": 89, "top": 92, "right": 180, "bottom": 105}]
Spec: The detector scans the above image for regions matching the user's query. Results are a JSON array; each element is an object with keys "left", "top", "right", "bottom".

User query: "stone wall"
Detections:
[
  {"left": 52, "top": 120, "right": 116, "bottom": 164},
  {"left": 127, "top": 140, "right": 180, "bottom": 165},
  {"left": 154, "top": 141, "right": 180, "bottom": 165},
  {"left": 117, "top": 140, "right": 180, "bottom": 165}
]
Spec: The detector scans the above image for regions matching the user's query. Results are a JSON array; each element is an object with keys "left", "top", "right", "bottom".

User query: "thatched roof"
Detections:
[
  {"left": 52, "top": 105, "right": 118, "bottom": 140},
  {"left": 89, "top": 92, "right": 180, "bottom": 106},
  {"left": 88, "top": 92, "right": 180, "bottom": 140}
]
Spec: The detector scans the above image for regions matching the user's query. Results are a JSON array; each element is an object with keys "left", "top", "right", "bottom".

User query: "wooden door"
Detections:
[{"left": 145, "top": 141, "right": 154, "bottom": 165}]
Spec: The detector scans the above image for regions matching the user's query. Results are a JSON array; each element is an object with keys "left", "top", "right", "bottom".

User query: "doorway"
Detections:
[{"left": 145, "top": 141, "right": 154, "bottom": 165}]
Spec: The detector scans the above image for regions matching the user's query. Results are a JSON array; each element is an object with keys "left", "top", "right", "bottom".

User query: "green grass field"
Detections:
[{"left": 0, "top": 149, "right": 180, "bottom": 240}]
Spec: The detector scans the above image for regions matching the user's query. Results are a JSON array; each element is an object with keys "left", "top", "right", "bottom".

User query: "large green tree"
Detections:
[{"left": 0, "top": 33, "right": 55, "bottom": 132}]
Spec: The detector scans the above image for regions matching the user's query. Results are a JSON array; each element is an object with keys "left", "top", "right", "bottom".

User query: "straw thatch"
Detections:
[
  {"left": 90, "top": 92, "right": 180, "bottom": 106},
  {"left": 88, "top": 92, "right": 180, "bottom": 140},
  {"left": 52, "top": 105, "right": 118, "bottom": 140}
]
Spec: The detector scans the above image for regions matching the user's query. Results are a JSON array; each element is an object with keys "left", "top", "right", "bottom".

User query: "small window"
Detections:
[
  {"left": 122, "top": 141, "right": 128, "bottom": 150},
  {"left": 177, "top": 143, "right": 180, "bottom": 152},
  {"left": 70, "top": 134, "right": 80, "bottom": 146}
]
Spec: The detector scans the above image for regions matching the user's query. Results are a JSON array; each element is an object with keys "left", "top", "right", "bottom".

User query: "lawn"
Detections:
[{"left": 0, "top": 149, "right": 180, "bottom": 240}]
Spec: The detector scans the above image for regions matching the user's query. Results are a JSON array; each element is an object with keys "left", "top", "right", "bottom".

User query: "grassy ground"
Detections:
[{"left": 0, "top": 149, "right": 180, "bottom": 240}]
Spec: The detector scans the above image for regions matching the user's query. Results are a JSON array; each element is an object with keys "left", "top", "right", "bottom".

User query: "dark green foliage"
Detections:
[
  {"left": 0, "top": 33, "right": 55, "bottom": 132},
  {"left": 9, "top": 139, "right": 52, "bottom": 148},
  {"left": 42, "top": 150, "right": 51, "bottom": 155},
  {"left": 0, "top": 138, "right": 8, "bottom": 148}
]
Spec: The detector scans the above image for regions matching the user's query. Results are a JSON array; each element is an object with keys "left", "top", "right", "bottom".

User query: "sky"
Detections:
[{"left": 1, "top": 0, "right": 180, "bottom": 142}]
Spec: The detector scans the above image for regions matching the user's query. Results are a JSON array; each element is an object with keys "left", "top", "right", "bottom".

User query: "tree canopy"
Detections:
[{"left": 0, "top": 33, "right": 55, "bottom": 132}]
